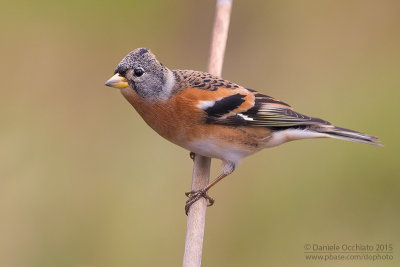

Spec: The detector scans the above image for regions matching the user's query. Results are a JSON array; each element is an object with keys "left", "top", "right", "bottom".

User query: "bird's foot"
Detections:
[
  {"left": 185, "top": 189, "right": 215, "bottom": 215},
  {"left": 189, "top": 152, "right": 195, "bottom": 161}
]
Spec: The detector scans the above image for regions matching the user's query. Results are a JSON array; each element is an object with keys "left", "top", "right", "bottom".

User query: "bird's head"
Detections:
[{"left": 105, "top": 48, "right": 174, "bottom": 100}]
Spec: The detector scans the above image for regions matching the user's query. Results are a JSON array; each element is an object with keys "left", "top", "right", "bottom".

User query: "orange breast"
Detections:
[{"left": 120, "top": 87, "right": 272, "bottom": 153}]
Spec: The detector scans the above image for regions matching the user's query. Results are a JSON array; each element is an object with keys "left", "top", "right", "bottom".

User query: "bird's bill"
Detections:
[{"left": 105, "top": 73, "right": 129, "bottom": 89}]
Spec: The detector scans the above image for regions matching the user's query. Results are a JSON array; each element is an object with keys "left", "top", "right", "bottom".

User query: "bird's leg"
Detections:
[
  {"left": 189, "top": 152, "right": 196, "bottom": 161},
  {"left": 185, "top": 161, "right": 235, "bottom": 215}
]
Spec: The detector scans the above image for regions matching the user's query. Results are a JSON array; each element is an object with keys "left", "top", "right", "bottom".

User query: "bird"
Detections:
[{"left": 105, "top": 48, "right": 380, "bottom": 215}]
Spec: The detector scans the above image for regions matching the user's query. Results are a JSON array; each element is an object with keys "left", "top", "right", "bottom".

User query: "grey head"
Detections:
[{"left": 113, "top": 48, "right": 175, "bottom": 100}]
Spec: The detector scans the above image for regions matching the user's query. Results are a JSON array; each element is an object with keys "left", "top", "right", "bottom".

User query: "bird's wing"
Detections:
[
  {"left": 195, "top": 87, "right": 330, "bottom": 128},
  {"left": 173, "top": 70, "right": 329, "bottom": 128}
]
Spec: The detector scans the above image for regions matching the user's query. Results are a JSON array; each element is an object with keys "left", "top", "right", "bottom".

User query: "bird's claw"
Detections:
[{"left": 185, "top": 189, "right": 215, "bottom": 215}]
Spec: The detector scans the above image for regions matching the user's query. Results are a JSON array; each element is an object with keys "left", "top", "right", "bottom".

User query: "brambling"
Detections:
[{"left": 105, "top": 48, "right": 380, "bottom": 215}]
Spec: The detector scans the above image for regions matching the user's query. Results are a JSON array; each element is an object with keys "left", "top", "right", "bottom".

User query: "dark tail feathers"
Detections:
[{"left": 311, "top": 125, "right": 381, "bottom": 146}]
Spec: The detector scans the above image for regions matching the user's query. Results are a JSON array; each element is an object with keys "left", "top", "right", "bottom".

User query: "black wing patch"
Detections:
[
  {"left": 204, "top": 93, "right": 246, "bottom": 119},
  {"left": 206, "top": 93, "right": 330, "bottom": 128}
]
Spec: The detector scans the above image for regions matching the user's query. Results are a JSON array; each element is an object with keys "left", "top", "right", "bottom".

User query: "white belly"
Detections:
[{"left": 185, "top": 139, "right": 253, "bottom": 164}]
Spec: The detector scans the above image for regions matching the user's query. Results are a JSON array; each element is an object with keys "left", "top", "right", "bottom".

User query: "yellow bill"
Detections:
[{"left": 105, "top": 73, "right": 129, "bottom": 89}]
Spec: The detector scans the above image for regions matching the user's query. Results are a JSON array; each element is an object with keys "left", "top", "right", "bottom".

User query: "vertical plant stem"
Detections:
[
  {"left": 183, "top": 1, "right": 233, "bottom": 267},
  {"left": 207, "top": 0, "right": 233, "bottom": 77}
]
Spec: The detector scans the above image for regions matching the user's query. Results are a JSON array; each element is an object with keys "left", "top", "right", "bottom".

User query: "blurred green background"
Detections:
[{"left": 1, "top": 0, "right": 399, "bottom": 266}]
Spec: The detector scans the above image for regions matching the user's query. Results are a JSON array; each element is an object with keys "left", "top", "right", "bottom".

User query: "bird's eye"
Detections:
[{"left": 134, "top": 68, "right": 144, "bottom": 77}]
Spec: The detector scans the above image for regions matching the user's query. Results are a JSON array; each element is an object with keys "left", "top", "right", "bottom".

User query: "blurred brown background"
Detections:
[{"left": 1, "top": 0, "right": 399, "bottom": 266}]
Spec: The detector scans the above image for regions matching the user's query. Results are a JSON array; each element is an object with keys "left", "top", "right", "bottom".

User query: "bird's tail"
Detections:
[{"left": 310, "top": 124, "right": 381, "bottom": 146}]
